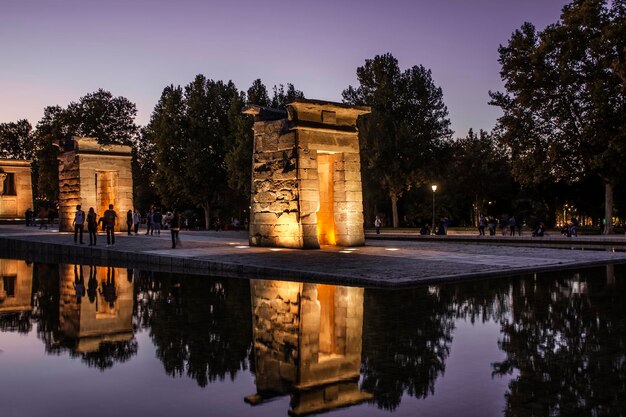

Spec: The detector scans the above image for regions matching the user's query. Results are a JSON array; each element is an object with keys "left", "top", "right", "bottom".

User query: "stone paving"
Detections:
[{"left": 1, "top": 225, "right": 626, "bottom": 287}]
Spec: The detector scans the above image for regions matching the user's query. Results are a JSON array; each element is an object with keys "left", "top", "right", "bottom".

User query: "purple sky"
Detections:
[{"left": 1, "top": 0, "right": 570, "bottom": 137}]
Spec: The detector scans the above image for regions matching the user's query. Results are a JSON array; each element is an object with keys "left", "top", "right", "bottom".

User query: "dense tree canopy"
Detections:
[
  {"left": 490, "top": 0, "right": 626, "bottom": 233},
  {"left": 343, "top": 53, "right": 452, "bottom": 227},
  {"left": 0, "top": 119, "right": 33, "bottom": 160}
]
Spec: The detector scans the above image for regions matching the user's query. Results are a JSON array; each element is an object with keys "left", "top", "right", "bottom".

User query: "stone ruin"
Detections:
[
  {"left": 244, "top": 98, "right": 370, "bottom": 249},
  {"left": 0, "top": 159, "right": 33, "bottom": 220},
  {"left": 58, "top": 137, "right": 133, "bottom": 232},
  {"left": 245, "top": 279, "right": 372, "bottom": 415}
]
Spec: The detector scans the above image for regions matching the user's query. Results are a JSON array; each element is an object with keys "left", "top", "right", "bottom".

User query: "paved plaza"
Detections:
[{"left": 1, "top": 225, "right": 626, "bottom": 287}]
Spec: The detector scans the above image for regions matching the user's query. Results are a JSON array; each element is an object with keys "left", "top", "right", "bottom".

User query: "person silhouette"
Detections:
[
  {"left": 73, "top": 264, "right": 85, "bottom": 304},
  {"left": 99, "top": 267, "right": 118, "bottom": 308},
  {"left": 87, "top": 265, "right": 98, "bottom": 304}
]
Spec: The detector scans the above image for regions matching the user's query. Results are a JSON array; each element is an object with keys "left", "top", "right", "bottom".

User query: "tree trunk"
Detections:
[
  {"left": 201, "top": 202, "right": 211, "bottom": 230},
  {"left": 603, "top": 181, "right": 614, "bottom": 234},
  {"left": 390, "top": 192, "right": 399, "bottom": 228}
]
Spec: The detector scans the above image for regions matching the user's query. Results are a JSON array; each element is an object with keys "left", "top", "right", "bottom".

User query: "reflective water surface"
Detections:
[{"left": 1, "top": 259, "right": 625, "bottom": 417}]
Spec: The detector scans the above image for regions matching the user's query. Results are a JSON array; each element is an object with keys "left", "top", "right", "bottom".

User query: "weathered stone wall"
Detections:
[
  {"left": 249, "top": 120, "right": 303, "bottom": 248},
  {"left": 0, "top": 159, "right": 33, "bottom": 220},
  {"left": 247, "top": 99, "right": 369, "bottom": 249},
  {"left": 0, "top": 259, "right": 33, "bottom": 313},
  {"left": 58, "top": 138, "right": 133, "bottom": 232}
]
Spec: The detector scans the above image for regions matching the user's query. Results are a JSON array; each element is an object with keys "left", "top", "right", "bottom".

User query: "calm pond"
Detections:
[{"left": 0, "top": 259, "right": 624, "bottom": 417}]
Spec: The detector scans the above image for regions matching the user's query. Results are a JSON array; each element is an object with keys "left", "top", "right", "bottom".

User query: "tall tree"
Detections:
[
  {"left": 0, "top": 119, "right": 33, "bottom": 159},
  {"left": 490, "top": 0, "right": 626, "bottom": 233},
  {"left": 343, "top": 53, "right": 452, "bottom": 227},
  {"left": 64, "top": 88, "right": 138, "bottom": 145}
]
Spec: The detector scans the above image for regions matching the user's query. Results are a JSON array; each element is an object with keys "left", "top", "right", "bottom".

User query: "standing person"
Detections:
[
  {"left": 170, "top": 209, "right": 181, "bottom": 249},
  {"left": 73, "top": 205, "right": 85, "bottom": 244},
  {"left": 133, "top": 209, "right": 141, "bottom": 235},
  {"left": 570, "top": 216, "right": 579, "bottom": 237},
  {"left": 87, "top": 207, "right": 98, "bottom": 246},
  {"left": 153, "top": 208, "right": 162, "bottom": 235},
  {"left": 374, "top": 216, "right": 382, "bottom": 234},
  {"left": 509, "top": 215, "right": 517, "bottom": 236},
  {"left": 145, "top": 208, "right": 153, "bottom": 235},
  {"left": 103, "top": 204, "right": 117, "bottom": 246},
  {"left": 126, "top": 210, "right": 133, "bottom": 235},
  {"left": 478, "top": 214, "right": 486, "bottom": 236}
]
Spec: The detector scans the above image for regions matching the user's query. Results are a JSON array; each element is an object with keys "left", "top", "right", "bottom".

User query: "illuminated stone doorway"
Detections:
[
  {"left": 316, "top": 154, "right": 336, "bottom": 246},
  {"left": 244, "top": 99, "right": 370, "bottom": 249},
  {"left": 96, "top": 170, "right": 118, "bottom": 222},
  {"left": 58, "top": 137, "right": 133, "bottom": 232}
]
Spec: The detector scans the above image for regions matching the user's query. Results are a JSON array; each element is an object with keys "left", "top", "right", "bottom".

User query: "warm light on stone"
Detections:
[
  {"left": 59, "top": 265, "right": 133, "bottom": 352},
  {"left": 0, "top": 159, "right": 33, "bottom": 220},
  {"left": 245, "top": 279, "right": 372, "bottom": 415},
  {"left": 0, "top": 259, "right": 33, "bottom": 314},
  {"left": 244, "top": 99, "right": 370, "bottom": 249},
  {"left": 58, "top": 137, "right": 133, "bottom": 232}
]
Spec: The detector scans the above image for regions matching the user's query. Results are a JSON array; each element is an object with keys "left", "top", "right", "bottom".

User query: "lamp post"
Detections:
[{"left": 431, "top": 185, "right": 437, "bottom": 235}]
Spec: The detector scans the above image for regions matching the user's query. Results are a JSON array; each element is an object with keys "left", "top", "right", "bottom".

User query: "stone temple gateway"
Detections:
[
  {"left": 244, "top": 99, "right": 370, "bottom": 249},
  {"left": 58, "top": 137, "right": 133, "bottom": 232}
]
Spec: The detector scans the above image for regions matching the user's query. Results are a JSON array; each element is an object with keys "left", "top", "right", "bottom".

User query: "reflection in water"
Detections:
[
  {"left": 246, "top": 280, "right": 372, "bottom": 416},
  {"left": 2, "top": 259, "right": 625, "bottom": 416},
  {"left": 0, "top": 259, "right": 34, "bottom": 333},
  {"left": 137, "top": 272, "right": 252, "bottom": 386},
  {"left": 491, "top": 268, "right": 626, "bottom": 416},
  {"left": 59, "top": 264, "right": 136, "bottom": 369}
]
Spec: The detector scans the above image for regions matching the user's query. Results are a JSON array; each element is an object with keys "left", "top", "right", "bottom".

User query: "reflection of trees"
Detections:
[
  {"left": 492, "top": 268, "right": 626, "bottom": 416},
  {"left": 31, "top": 263, "right": 62, "bottom": 353},
  {"left": 66, "top": 339, "right": 139, "bottom": 370},
  {"left": 361, "top": 286, "right": 455, "bottom": 410},
  {"left": 146, "top": 273, "right": 252, "bottom": 387},
  {"left": 0, "top": 311, "right": 32, "bottom": 333}
]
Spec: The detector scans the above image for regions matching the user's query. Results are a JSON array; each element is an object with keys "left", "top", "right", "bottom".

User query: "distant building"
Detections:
[{"left": 0, "top": 159, "right": 33, "bottom": 220}]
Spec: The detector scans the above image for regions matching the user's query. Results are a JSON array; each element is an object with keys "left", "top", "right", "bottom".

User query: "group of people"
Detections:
[
  {"left": 478, "top": 214, "right": 521, "bottom": 236},
  {"left": 72, "top": 204, "right": 118, "bottom": 246},
  {"left": 24, "top": 206, "right": 56, "bottom": 229},
  {"left": 72, "top": 204, "right": 182, "bottom": 249}
]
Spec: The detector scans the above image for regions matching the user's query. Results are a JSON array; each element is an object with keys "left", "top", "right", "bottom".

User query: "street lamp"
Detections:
[{"left": 431, "top": 185, "right": 437, "bottom": 235}]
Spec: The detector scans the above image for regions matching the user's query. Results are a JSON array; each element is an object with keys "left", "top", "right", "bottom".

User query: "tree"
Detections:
[
  {"left": 0, "top": 119, "right": 33, "bottom": 159},
  {"left": 64, "top": 88, "right": 138, "bottom": 145},
  {"left": 490, "top": 0, "right": 626, "bottom": 234},
  {"left": 270, "top": 83, "right": 304, "bottom": 109},
  {"left": 343, "top": 53, "right": 452, "bottom": 228},
  {"left": 445, "top": 129, "right": 516, "bottom": 225}
]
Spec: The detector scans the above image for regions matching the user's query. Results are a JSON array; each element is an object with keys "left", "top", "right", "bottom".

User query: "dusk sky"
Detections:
[{"left": 2, "top": 0, "right": 570, "bottom": 137}]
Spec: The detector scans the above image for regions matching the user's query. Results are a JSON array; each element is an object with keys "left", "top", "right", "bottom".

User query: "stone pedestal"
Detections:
[
  {"left": 0, "top": 159, "right": 33, "bottom": 220},
  {"left": 244, "top": 99, "right": 370, "bottom": 249},
  {"left": 58, "top": 137, "right": 133, "bottom": 232}
]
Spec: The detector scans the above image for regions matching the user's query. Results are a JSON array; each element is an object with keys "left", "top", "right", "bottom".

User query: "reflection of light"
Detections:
[
  {"left": 235, "top": 245, "right": 250, "bottom": 249},
  {"left": 345, "top": 248, "right": 358, "bottom": 251},
  {"left": 269, "top": 248, "right": 283, "bottom": 252},
  {"left": 385, "top": 248, "right": 399, "bottom": 251},
  {"left": 339, "top": 250, "right": 353, "bottom": 254},
  {"left": 228, "top": 242, "right": 237, "bottom": 245}
]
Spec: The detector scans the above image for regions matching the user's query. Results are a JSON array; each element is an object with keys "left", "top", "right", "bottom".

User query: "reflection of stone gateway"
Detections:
[
  {"left": 58, "top": 137, "right": 133, "bottom": 232},
  {"left": 246, "top": 279, "right": 372, "bottom": 415},
  {"left": 244, "top": 99, "right": 370, "bottom": 249},
  {"left": 0, "top": 259, "right": 33, "bottom": 313}
]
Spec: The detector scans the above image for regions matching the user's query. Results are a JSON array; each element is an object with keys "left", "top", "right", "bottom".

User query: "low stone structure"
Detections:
[
  {"left": 59, "top": 265, "right": 133, "bottom": 352},
  {"left": 245, "top": 279, "right": 372, "bottom": 415},
  {"left": 58, "top": 137, "right": 133, "bottom": 232},
  {"left": 0, "top": 159, "right": 33, "bottom": 220},
  {"left": 244, "top": 99, "right": 370, "bottom": 249},
  {"left": 0, "top": 259, "right": 33, "bottom": 314}
]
